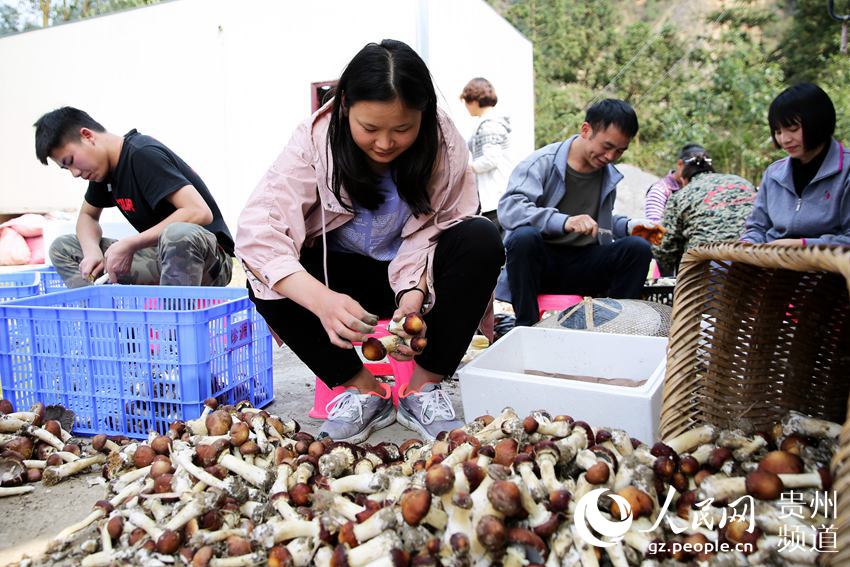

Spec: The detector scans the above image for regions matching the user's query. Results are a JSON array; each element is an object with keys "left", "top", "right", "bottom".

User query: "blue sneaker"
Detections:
[
  {"left": 318, "top": 383, "right": 395, "bottom": 443},
  {"left": 396, "top": 382, "right": 464, "bottom": 441}
]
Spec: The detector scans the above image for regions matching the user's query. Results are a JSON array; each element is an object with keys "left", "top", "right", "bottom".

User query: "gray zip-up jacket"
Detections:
[
  {"left": 495, "top": 135, "right": 630, "bottom": 300},
  {"left": 742, "top": 139, "right": 850, "bottom": 246}
]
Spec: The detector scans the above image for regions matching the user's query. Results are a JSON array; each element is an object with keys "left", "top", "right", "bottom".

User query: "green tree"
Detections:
[
  {"left": 0, "top": 0, "right": 162, "bottom": 34},
  {"left": 819, "top": 53, "right": 850, "bottom": 143},
  {"left": 777, "top": 0, "right": 850, "bottom": 84}
]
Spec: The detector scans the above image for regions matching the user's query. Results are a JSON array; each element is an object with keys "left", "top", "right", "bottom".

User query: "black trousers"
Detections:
[
  {"left": 249, "top": 218, "right": 505, "bottom": 387},
  {"left": 505, "top": 226, "right": 652, "bottom": 326}
]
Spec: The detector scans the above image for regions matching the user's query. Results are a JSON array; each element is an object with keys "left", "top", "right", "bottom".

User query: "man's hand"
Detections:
[
  {"left": 564, "top": 214, "right": 598, "bottom": 237},
  {"left": 314, "top": 289, "right": 378, "bottom": 349},
  {"left": 79, "top": 254, "right": 105, "bottom": 282},
  {"left": 771, "top": 238, "right": 805, "bottom": 247},
  {"left": 628, "top": 219, "right": 666, "bottom": 245},
  {"left": 103, "top": 238, "right": 138, "bottom": 283}
]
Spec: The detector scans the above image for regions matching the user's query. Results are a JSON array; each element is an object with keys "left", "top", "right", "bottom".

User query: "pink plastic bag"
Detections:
[
  {"left": 25, "top": 235, "right": 45, "bottom": 264},
  {"left": 0, "top": 227, "right": 31, "bottom": 265},
  {"left": 1, "top": 214, "right": 45, "bottom": 238}
]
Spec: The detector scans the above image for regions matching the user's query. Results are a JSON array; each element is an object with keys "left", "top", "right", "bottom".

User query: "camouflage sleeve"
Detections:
[{"left": 652, "top": 191, "right": 687, "bottom": 275}]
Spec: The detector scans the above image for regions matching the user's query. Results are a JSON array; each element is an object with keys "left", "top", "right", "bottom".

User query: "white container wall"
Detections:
[
  {"left": 458, "top": 327, "right": 668, "bottom": 442},
  {"left": 0, "top": 0, "right": 533, "bottom": 236}
]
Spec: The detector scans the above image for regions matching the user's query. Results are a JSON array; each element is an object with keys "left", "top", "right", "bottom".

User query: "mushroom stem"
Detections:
[
  {"left": 354, "top": 507, "right": 397, "bottom": 543},
  {"left": 219, "top": 453, "right": 274, "bottom": 489},
  {"left": 164, "top": 493, "right": 215, "bottom": 531},
  {"left": 0, "top": 485, "right": 34, "bottom": 497},
  {"left": 209, "top": 553, "right": 266, "bottom": 567},
  {"left": 111, "top": 465, "right": 152, "bottom": 492},
  {"left": 126, "top": 509, "right": 163, "bottom": 541},
  {"left": 191, "top": 527, "right": 248, "bottom": 546},
  {"left": 42, "top": 453, "right": 106, "bottom": 485},
  {"left": 782, "top": 411, "right": 842, "bottom": 439},
  {"left": 0, "top": 417, "right": 29, "bottom": 433},
  {"left": 664, "top": 425, "right": 717, "bottom": 454},
  {"left": 251, "top": 415, "right": 270, "bottom": 453},
  {"left": 347, "top": 531, "right": 402, "bottom": 567},
  {"left": 778, "top": 472, "right": 822, "bottom": 489},
  {"left": 255, "top": 518, "right": 319, "bottom": 546},
  {"left": 330, "top": 472, "right": 388, "bottom": 494},
  {"left": 25, "top": 425, "right": 66, "bottom": 450}
]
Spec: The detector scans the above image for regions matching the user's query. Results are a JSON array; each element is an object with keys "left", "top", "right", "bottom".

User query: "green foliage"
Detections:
[
  {"left": 777, "top": 0, "right": 849, "bottom": 84},
  {"left": 819, "top": 53, "right": 850, "bottom": 144},
  {"left": 491, "top": 0, "right": 848, "bottom": 185},
  {"left": 1, "top": 0, "right": 162, "bottom": 34}
]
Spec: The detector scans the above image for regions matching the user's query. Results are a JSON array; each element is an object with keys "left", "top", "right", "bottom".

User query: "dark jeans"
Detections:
[
  {"left": 249, "top": 218, "right": 505, "bottom": 387},
  {"left": 505, "top": 226, "right": 652, "bottom": 326}
]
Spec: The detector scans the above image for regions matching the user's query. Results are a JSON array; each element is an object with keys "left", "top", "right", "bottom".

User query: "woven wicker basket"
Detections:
[{"left": 659, "top": 242, "right": 850, "bottom": 565}]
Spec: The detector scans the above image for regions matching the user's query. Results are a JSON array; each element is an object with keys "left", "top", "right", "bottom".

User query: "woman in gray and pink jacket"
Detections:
[
  {"left": 235, "top": 40, "right": 504, "bottom": 444},
  {"left": 742, "top": 83, "right": 850, "bottom": 247}
]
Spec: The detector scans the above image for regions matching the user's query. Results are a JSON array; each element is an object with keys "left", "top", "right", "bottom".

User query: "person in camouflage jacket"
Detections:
[{"left": 653, "top": 153, "right": 756, "bottom": 274}]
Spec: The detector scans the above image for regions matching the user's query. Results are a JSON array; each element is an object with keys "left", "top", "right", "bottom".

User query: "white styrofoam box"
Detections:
[{"left": 458, "top": 326, "right": 667, "bottom": 443}]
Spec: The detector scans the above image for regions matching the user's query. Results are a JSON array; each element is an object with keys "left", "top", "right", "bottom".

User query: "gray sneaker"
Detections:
[
  {"left": 317, "top": 383, "right": 395, "bottom": 444},
  {"left": 396, "top": 382, "right": 464, "bottom": 441}
]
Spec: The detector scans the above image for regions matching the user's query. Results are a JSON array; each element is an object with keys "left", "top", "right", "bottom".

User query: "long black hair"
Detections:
[
  {"left": 768, "top": 83, "right": 835, "bottom": 151},
  {"left": 326, "top": 39, "right": 437, "bottom": 216}
]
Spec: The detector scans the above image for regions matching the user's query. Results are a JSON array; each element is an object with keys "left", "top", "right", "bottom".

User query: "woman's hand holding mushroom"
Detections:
[{"left": 313, "top": 289, "right": 378, "bottom": 349}]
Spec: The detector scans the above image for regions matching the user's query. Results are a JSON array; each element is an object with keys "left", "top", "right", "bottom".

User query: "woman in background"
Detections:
[
  {"left": 460, "top": 77, "right": 513, "bottom": 229},
  {"left": 742, "top": 83, "right": 849, "bottom": 246}
]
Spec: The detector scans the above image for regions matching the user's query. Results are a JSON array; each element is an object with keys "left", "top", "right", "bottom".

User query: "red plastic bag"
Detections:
[
  {"left": 0, "top": 227, "right": 31, "bottom": 265},
  {"left": 1, "top": 213, "right": 45, "bottom": 238}
]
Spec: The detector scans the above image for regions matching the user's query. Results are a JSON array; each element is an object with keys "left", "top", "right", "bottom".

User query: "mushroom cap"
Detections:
[
  {"left": 133, "top": 445, "right": 157, "bottom": 468},
  {"left": 507, "top": 527, "right": 547, "bottom": 555},
  {"left": 487, "top": 480, "right": 523, "bottom": 517},
  {"left": 585, "top": 462, "right": 611, "bottom": 485},
  {"left": 532, "top": 440, "right": 560, "bottom": 461},
  {"left": 425, "top": 464, "right": 454, "bottom": 496},
  {"left": 548, "top": 489, "right": 571, "bottom": 513},
  {"left": 205, "top": 410, "right": 233, "bottom": 437},
  {"left": 461, "top": 461, "right": 485, "bottom": 492},
  {"left": 707, "top": 447, "right": 733, "bottom": 472},
  {"left": 400, "top": 488, "right": 432, "bottom": 526},
  {"left": 0, "top": 457, "right": 25, "bottom": 486},
  {"left": 156, "top": 530, "right": 181, "bottom": 555},
  {"left": 591, "top": 446, "right": 619, "bottom": 472},
  {"left": 239, "top": 440, "right": 261, "bottom": 456},
  {"left": 493, "top": 438, "right": 519, "bottom": 467},
  {"left": 476, "top": 515, "right": 507, "bottom": 551},
  {"left": 757, "top": 451, "right": 803, "bottom": 475},
  {"left": 745, "top": 470, "right": 784, "bottom": 500},
  {"left": 229, "top": 421, "right": 251, "bottom": 446},
  {"left": 571, "top": 421, "right": 595, "bottom": 446},
  {"left": 402, "top": 313, "right": 425, "bottom": 335},
  {"left": 362, "top": 337, "right": 388, "bottom": 361}
]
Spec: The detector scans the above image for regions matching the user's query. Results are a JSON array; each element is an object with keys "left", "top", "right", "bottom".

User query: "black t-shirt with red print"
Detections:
[{"left": 85, "top": 130, "right": 234, "bottom": 255}]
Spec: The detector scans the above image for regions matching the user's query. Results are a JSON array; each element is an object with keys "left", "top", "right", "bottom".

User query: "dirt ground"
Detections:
[{"left": 0, "top": 342, "right": 467, "bottom": 566}]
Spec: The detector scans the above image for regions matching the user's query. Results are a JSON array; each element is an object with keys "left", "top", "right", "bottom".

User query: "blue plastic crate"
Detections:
[
  {"left": 24, "top": 266, "right": 67, "bottom": 294},
  {"left": 0, "top": 272, "right": 41, "bottom": 303},
  {"left": 0, "top": 286, "right": 274, "bottom": 438}
]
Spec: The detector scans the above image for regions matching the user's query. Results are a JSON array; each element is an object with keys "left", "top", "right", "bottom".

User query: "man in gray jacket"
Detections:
[{"left": 495, "top": 99, "right": 659, "bottom": 326}]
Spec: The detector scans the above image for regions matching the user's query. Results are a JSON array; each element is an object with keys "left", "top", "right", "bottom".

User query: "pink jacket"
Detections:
[{"left": 236, "top": 103, "right": 481, "bottom": 312}]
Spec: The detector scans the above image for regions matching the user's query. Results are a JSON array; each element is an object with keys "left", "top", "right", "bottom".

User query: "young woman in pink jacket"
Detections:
[{"left": 236, "top": 40, "right": 504, "bottom": 443}]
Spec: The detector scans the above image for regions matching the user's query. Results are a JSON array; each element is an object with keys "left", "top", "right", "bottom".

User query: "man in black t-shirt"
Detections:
[{"left": 34, "top": 107, "right": 234, "bottom": 288}]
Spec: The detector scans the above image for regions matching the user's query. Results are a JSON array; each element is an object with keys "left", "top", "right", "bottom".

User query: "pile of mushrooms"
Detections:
[
  {"left": 15, "top": 401, "right": 841, "bottom": 567},
  {"left": 1, "top": 400, "right": 108, "bottom": 495}
]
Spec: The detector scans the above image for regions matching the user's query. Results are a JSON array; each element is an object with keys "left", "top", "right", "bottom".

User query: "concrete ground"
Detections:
[{"left": 0, "top": 341, "right": 466, "bottom": 566}]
